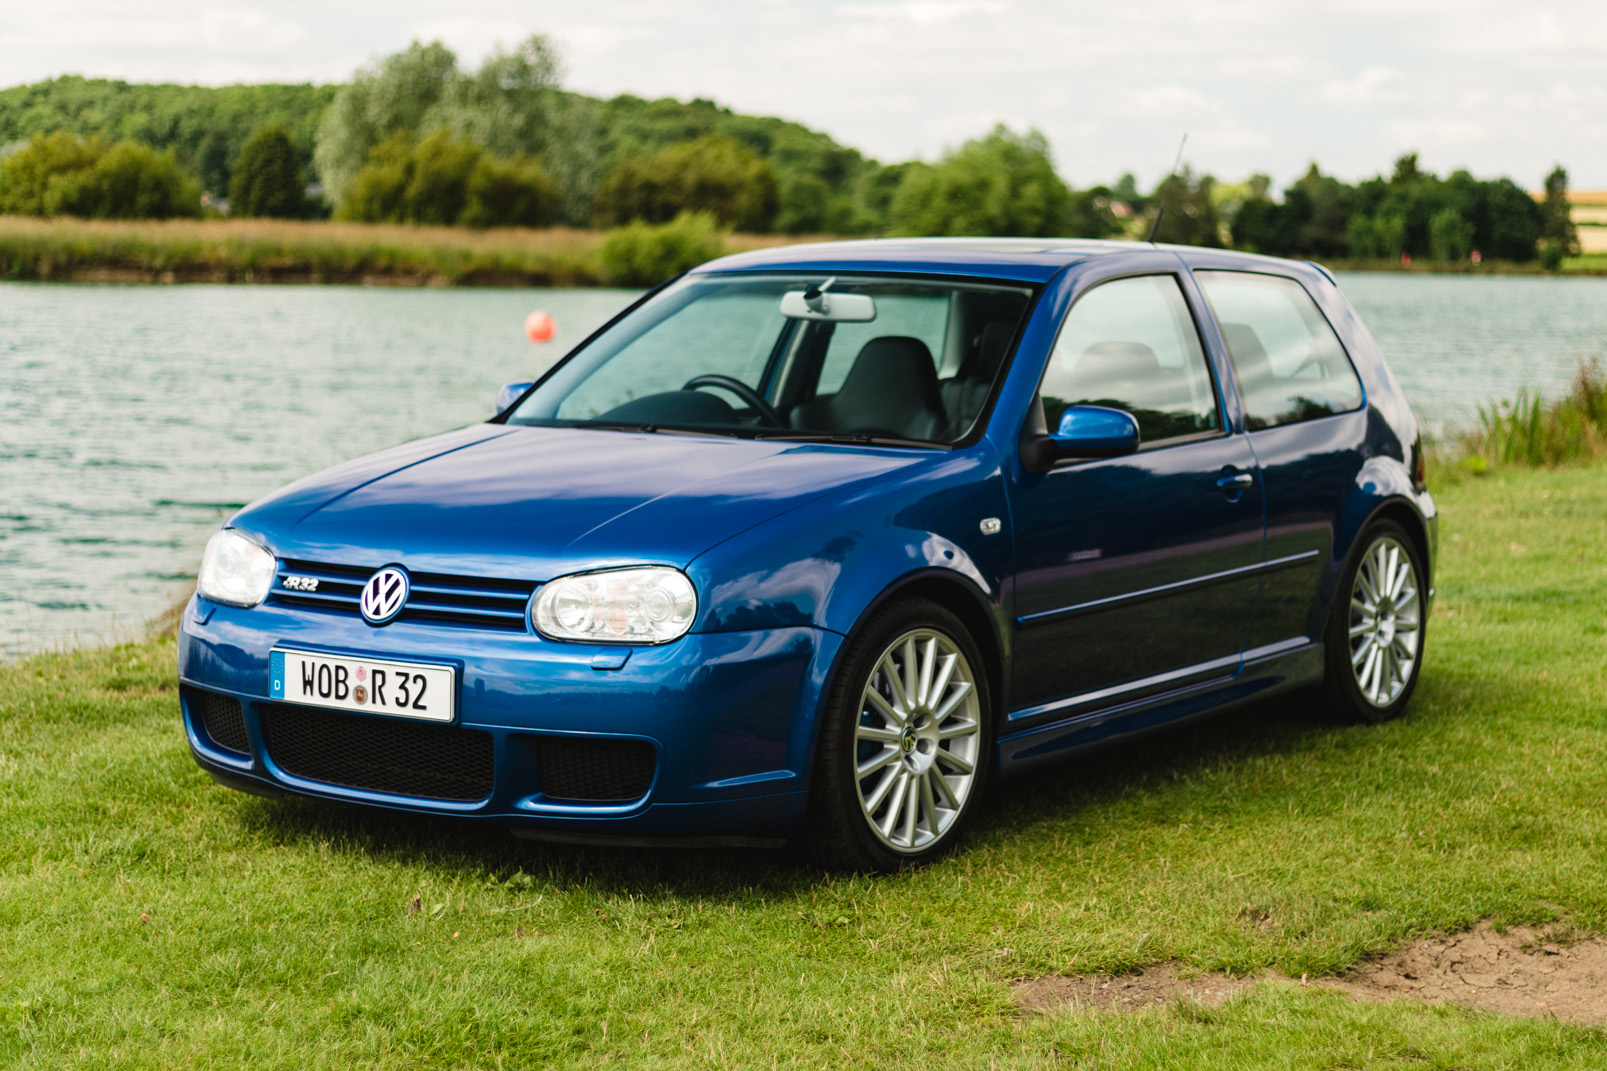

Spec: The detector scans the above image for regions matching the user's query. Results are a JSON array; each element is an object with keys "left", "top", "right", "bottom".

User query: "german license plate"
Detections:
[{"left": 269, "top": 649, "right": 456, "bottom": 723}]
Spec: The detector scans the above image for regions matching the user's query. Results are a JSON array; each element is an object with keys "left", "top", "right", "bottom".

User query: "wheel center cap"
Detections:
[{"left": 901, "top": 729, "right": 916, "bottom": 754}]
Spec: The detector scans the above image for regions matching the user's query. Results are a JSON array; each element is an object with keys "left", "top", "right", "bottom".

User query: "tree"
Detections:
[
  {"left": 1428, "top": 207, "right": 1474, "bottom": 262},
  {"left": 1539, "top": 165, "right": 1579, "bottom": 257},
  {"left": 1148, "top": 165, "right": 1221, "bottom": 247},
  {"left": 1230, "top": 194, "right": 1283, "bottom": 254},
  {"left": 1064, "top": 187, "right": 1122, "bottom": 239},
  {"left": 229, "top": 123, "right": 303, "bottom": 218},
  {"left": 592, "top": 134, "right": 779, "bottom": 232},
  {"left": 313, "top": 37, "right": 566, "bottom": 210},
  {"left": 888, "top": 125, "right": 1070, "bottom": 237},
  {"left": 314, "top": 40, "right": 461, "bottom": 206}
]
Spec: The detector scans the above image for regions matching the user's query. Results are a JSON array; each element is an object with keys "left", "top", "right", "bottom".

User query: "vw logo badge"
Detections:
[{"left": 360, "top": 566, "right": 410, "bottom": 625}]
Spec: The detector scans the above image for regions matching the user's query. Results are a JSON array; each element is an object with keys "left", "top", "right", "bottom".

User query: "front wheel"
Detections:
[
  {"left": 1324, "top": 521, "right": 1427, "bottom": 723},
  {"left": 806, "top": 599, "right": 992, "bottom": 872}
]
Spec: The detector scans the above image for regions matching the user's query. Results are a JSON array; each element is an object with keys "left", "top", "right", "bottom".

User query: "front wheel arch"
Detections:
[{"left": 828, "top": 570, "right": 1008, "bottom": 739}]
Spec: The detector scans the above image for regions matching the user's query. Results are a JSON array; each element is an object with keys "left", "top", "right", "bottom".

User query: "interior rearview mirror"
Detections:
[{"left": 779, "top": 289, "right": 876, "bottom": 322}]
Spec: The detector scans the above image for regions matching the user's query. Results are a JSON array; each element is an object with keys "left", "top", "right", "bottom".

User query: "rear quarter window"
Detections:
[{"left": 1194, "top": 270, "right": 1363, "bottom": 430}]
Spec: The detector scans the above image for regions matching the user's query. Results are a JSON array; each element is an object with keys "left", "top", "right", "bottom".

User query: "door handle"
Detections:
[{"left": 1216, "top": 471, "right": 1255, "bottom": 490}]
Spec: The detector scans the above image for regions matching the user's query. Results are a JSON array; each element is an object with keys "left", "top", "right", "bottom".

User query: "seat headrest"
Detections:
[
  {"left": 832, "top": 335, "right": 945, "bottom": 437},
  {"left": 840, "top": 336, "right": 941, "bottom": 396},
  {"left": 958, "top": 320, "right": 1016, "bottom": 380},
  {"left": 1075, "top": 340, "right": 1161, "bottom": 377}
]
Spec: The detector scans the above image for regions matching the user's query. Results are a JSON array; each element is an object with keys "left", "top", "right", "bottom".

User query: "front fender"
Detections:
[{"left": 685, "top": 446, "right": 1014, "bottom": 639}]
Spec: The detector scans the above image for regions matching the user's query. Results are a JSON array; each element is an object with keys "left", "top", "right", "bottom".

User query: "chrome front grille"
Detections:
[{"left": 268, "top": 559, "right": 537, "bottom": 632}]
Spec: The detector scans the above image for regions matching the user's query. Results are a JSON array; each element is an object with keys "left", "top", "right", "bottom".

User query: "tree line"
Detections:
[{"left": 0, "top": 35, "right": 1582, "bottom": 266}]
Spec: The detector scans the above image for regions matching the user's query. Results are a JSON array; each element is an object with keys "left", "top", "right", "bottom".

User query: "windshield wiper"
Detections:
[
  {"left": 571, "top": 421, "right": 726, "bottom": 438},
  {"left": 748, "top": 431, "right": 943, "bottom": 449}
]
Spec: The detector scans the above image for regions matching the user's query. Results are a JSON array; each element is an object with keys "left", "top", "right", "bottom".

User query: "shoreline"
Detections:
[{"left": 3, "top": 216, "right": 1604, "bottom": 286}]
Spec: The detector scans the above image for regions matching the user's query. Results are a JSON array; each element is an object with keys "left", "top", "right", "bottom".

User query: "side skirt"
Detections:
[{"left": 995, "top": 640, "right": 1324, "bottom": 775}]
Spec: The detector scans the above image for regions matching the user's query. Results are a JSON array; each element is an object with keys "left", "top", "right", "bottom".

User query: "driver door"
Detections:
[{"left": 1007, "top": 272, "right": 1265, "bottom": 720}]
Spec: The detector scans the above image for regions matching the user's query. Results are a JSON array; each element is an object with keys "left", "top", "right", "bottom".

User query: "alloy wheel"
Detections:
[
  {"left": 1347, "top": 535, "right": 1423, "bottom": 708},
  {"left": 852, "top": 628, "right": 982, "bottom": 853}
]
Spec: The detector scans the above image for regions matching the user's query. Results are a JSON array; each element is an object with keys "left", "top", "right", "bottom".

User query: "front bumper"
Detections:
[{"left": 178, "top": 596, "right": 841, "bottom": 837}]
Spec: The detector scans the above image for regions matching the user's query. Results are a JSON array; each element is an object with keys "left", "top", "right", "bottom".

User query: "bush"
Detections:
[
  {"left": 229, "top": 123, "right": 304, "bottom": 218},
  {"left": 599, "top": 211, "right": 725, "bottom": 286},
  {"left": 592, "top": 134, "right": 778, "bottom": 232},
  {"left": 337, "top": 130, "right": 560, "bottom": 227},
  {"left": 403, "top": 130, "right": 482, "bottom": 225},
  {"left": 0, "top": 132, "right": 201, "bottom": 219},
  {"left": 461, "top": 153, "right": 560, "bottom": 228},
  {"left": 888, "top": 125, "right": 1069, "bottom": 238}
]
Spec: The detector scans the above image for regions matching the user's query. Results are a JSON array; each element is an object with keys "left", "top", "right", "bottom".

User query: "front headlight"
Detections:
[
  {"left": 531, "top": 566, "right": 697, "bottom": 644},
  {"left": 197, "top": 529, "right": 276, "bottom": 607}
]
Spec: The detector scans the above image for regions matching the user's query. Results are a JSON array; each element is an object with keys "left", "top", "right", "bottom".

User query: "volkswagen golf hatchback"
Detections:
[{"left": 179, "top": 239, "right": 1436, "bottom": 871}]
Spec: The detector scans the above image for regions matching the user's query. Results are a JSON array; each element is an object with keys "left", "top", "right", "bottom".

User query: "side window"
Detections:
[
  {"left": 1040, "top": 274, "right": 1220, "bottom": 444},
  {"left": 1194, "top": 271, "right": 1363, "bottom": 430}
]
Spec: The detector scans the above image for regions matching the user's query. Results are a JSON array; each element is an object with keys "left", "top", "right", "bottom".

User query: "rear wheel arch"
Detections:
[{"left": 1366, "top": 499, "right": 1433, "bottom": 590}]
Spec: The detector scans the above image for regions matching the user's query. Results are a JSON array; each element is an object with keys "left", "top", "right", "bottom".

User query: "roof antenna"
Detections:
[{"left": 1146, "top": 134, "right": 1188, "bottom": 245}]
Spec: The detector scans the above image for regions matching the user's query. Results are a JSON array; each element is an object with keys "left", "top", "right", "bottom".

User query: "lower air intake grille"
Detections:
[
  {"left": 537, "top": 737, "right": 657, "bottom": 802},
  {"left": 188, "top": 687, "right": 251, "bottom": 755},
  {"left": 259, "top": 703, "right": 493, "bottom": 802}
]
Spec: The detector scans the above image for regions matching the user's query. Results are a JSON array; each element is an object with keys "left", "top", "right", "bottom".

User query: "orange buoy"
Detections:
[{"left": 524, "top": 310, "right": 556, "bottom": 342}]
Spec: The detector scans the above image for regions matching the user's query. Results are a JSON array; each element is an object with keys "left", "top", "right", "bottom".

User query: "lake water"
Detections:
[{"left": 3, "top": 272, "right": 1605, "bottom": 659}]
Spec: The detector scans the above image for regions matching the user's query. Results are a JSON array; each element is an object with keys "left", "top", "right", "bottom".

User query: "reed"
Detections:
[
  {"left": 1461, "top": 359, "right": 1607, "bottom": 470},
  {"left": 0, "top": 215, "right": 805, "bottom": 287}
]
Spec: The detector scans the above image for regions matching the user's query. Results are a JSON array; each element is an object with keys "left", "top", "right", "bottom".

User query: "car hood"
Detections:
[{"left": 230, "top": 424, "right": 933, "bottom": 579}]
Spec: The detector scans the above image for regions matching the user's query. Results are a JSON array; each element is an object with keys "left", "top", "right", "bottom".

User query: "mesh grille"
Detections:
[
  {"left": 537, "top": 737, "right": 657, "bottom": 802},
  {"left": 187, "top": 686, "right": 251, "bottom": 755},
  {"left": 259, "top": 703, "right": 493, "bottom": 802},
  {"left": 267, "top": 559, "right": 537, "bottom": 632}
]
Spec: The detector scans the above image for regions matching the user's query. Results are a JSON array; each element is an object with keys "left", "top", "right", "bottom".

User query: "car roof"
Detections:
[{"left": 694, "top": 237, "right": 1315, "bottom": 285}]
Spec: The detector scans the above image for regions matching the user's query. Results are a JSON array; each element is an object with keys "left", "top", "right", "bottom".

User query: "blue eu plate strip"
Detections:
[{"left": 269, "top": 650, "right": 285, "bottom": 700}]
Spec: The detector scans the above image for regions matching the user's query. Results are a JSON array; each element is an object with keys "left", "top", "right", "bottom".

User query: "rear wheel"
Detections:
[
  {"left": 807, "top": 599, "right": 991, "bottom": 872},
  {"left": 1324, "top": 521, "right": 1426, "bottom": 723}
]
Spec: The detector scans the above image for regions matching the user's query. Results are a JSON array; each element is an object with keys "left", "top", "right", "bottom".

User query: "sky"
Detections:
[{"left": 1, "top": 0, "right": 1603, "bottom": 190}]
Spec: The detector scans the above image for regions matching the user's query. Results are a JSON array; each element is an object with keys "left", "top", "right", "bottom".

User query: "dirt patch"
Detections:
[
  {"left": 1330, "top": 921, "right": 1607, "bottom": 1026},
  {"left": 1016, "top": 922, "right": 1607, "bottom": 1026},
  {"left": 1015, "top": 966, "right": 1259, "bottom": 1014}
]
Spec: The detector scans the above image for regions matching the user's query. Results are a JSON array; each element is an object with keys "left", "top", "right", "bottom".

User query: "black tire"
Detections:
[
  {"left": 1323, "top": 520, "right": 1427, "bottom": 723},
  {"left": 804, "top": 598, "right": 993, "bottom": 872}
]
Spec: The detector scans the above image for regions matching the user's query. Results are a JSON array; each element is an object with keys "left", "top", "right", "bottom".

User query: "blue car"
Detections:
[{"left": 180, "top": 238, "right": 1435, "bottom": 871}]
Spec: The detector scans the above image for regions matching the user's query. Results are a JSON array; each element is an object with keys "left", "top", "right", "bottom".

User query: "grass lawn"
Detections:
[{"left": 4, "top": 464, "right": 1607, "bottom": 1068}]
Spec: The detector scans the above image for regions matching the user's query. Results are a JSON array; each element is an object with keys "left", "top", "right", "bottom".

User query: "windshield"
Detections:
[{"left": 504, "top": 273, "right": 1035, "bottom": 445}]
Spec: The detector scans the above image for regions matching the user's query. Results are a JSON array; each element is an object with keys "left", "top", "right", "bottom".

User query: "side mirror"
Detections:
[
  {"left": 1021, "top": 405, "right": 1140, "bottom": 472},
  {"left": 496, "top": 381, "right": 534, "bottom": 414}
]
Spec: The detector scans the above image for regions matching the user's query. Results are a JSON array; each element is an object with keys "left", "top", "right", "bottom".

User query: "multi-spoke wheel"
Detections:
[
  {"left": 807, "top": 599, "right": 992, "bottom": 871},
  {"left": 1324, "top": 521, "right": 1427, "bottom": 723}
]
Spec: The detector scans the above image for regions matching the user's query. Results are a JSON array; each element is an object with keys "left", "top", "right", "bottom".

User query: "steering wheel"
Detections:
[{"left": 681, "top": 375, "right": 784, "bottom": 427}]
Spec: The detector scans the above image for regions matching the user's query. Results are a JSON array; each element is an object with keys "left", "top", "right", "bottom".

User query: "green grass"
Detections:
[{"left": 6, "top": 464, "right": 1607, "bottom": 1067}]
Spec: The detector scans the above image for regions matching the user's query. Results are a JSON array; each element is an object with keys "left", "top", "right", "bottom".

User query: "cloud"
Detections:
[
  {"left": 1319, "top": 66, "right": 1404, "bottom": 106},
  {"left": 838, "top": 0, "right": 1010, "bottom": 23},
  {"left": 1132, "top": 85, "right": 1219, "bottom": 117}
]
